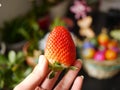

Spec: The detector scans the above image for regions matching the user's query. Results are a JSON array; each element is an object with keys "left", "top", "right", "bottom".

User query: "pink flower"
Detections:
[{"left": 70, "top": 0, "right": 91, "bottom": 19}]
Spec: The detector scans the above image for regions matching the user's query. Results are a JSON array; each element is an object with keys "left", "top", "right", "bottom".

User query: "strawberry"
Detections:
[{"left": 44, "top": 26, "right": 76, "bottom": 78}]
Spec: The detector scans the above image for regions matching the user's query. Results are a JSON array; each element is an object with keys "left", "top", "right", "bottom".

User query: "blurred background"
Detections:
[{"left": 0, "top": 0, "right": 120, "bottom": 90}]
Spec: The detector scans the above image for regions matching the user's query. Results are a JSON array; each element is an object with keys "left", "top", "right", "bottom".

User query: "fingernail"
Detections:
[
  {"left": 80, "top": 75, "right": 84, "bottom": 79},
  {"left": 38, "top": 55, "right": 45, "bottom": 65}
]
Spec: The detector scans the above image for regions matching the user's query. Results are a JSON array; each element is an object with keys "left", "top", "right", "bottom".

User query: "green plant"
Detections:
[
  {"left": 17, "top": 17, "right": 45, "bottom": 56},
  {"left": 1, "top": 17, "right": 26, "bottom": 43},
  {"left": 0, "top": 50, "right": 32, "bottom": 90},
  {"left": 0, "top": 0, "right": 48, "bottom": 44},
  {"left": 49, "top": 17, "right": 66, "bottom": 31},
  {"left": 1, "top": 13, "right": 46, "bottom": 54}
]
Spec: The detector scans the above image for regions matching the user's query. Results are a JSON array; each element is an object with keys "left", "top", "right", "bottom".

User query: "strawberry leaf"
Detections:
[
  {"left": 54, "top": 62, "right": 64, "bottom": 71},
  {"left": 48, "top": 71, "right": 55, "bottom": 79},
  {"left": 48, "top": 62, "right": 65, "bottom": 71},
  {"left": 69, "top": 66, "right": 78, "bottom": 70}
]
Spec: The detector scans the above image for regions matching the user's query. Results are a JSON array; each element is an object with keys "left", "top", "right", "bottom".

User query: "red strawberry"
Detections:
[{"left": 44, "top": 26, "right": 76, "bottom": 78}]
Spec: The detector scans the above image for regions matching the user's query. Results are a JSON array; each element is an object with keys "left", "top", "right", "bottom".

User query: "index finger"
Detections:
[{"left": 54, "top": 60, "right": 82, "bottom": 90}]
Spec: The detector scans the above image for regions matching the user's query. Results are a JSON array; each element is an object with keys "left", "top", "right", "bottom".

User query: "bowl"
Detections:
[{"left": 83, "top": 57, "right": 120, "bottom": 79}]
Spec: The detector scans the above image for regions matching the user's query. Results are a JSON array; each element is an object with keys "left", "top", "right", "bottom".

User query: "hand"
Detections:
[{"left": 14, "top": 55, "right": 83, "bottom": 90}]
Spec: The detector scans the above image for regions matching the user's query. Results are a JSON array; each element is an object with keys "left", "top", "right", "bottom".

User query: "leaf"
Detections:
[
  {"left": 48, "top": 71, "right": 55, "bottom": 79},
  {"left": 49, "top": 17, "right": 66, "bottom": 31},
  {"left": 18, "top": 28, "right": 30, "bottom": 40},
  {"left": 0, "top": 55, "right": 7, "bottom": 63},
  {"left": 0, "top": 79, "right": 4, "bottom": 88},
  {"left": 69, "top": 66, "right": 78, "bottom": 70},
  {"left": 16, "top": 51, "right": 24, "bottom": 61},
  {"left": 8, "top": 50, "right": 16, "bottom": 64},
  {"left": 30, "top": 21, "right": 39, "bottom": 31}
]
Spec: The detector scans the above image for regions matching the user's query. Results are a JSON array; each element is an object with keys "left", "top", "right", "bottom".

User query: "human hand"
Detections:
[{"left": 14, "top": 55, "right": 83, "bottom": 90}]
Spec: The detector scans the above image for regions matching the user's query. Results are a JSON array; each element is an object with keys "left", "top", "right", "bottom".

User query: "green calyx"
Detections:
[
  {"left": 48, "top": 62, "right": 65, "bottom": 71},
  {"left": 48, "top": 62, "right": 78, "bottom": 79}
]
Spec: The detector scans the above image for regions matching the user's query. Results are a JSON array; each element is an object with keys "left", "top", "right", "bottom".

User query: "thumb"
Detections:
[{"left": 14, "top": 55, "right": 49, "bottom": 90}]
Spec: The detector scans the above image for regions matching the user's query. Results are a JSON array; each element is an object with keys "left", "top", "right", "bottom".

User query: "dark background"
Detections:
[
  {"left": 67, "top": 9, "right": 120, "bottom": 90},
  {"left": 79, "top": 68, "right": 120, "bottom": 90}
]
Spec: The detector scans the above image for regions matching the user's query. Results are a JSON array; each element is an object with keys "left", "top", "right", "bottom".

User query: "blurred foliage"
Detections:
[
  {"left": 0, "top": 1, "right": 69, "bottom": 89},
  {"left": 0, "top": 0, "right": 50, "bottom": 44},
  {"left": 1, "top": 17, "right": 26, "bottom": 43},
  {"left": 0, "top": 51, "right": 32, "bottom": 90},
  {"left": 1, "top": 15, "right": 45, "bottom": 43}
]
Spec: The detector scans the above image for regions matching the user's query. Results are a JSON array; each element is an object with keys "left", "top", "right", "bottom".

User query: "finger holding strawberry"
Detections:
[
  {"left": 14, "top": 26, "right": 83, "bottom": 90},
  {"left": 14, "top": 55, "right": 83, "bottom": 90}
]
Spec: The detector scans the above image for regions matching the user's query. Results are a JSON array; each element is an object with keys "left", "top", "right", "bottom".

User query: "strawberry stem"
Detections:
[{"left": 48, "top": 61, "right": 65, "bottom": 71}]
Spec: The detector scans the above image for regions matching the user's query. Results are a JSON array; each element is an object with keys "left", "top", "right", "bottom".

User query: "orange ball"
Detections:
[
  {"left": 107, "top": 40, "right": 118, "bottom": 49},
  {"left": 98, "top": 33, "right": 109, "bottom": 46},
  {"left": 82, "top": 48, "right": 96, "bottom": 59},
  {"left": 105, "top": 49, "right": 117, "bottom": 60}
]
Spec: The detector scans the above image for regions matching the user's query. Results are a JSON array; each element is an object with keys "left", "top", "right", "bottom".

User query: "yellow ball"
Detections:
[{"left": 82, "top": 48, "right": 95, "bottom": 59}]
